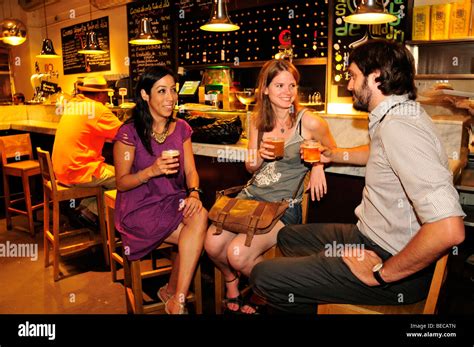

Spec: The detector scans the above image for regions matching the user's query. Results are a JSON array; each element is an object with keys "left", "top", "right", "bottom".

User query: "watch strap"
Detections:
[{"left": 373, "top": 269, "right": 389, "bottom": 288}]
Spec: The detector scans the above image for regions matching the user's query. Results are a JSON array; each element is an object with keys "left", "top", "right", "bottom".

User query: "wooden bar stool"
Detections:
[
  {"left": 104, "top": 189, "right": 173, "bottom": 282},
  {"left": 123, "top": 252, "right": 202, "bottom": 314},
  {"left": 0, "top": 134, "right": 43, "bottom": 236},
  {"left": 317, "top": 253, "right": 449, "bottom": 314},
  {"left": 104, "top": 189, "right": 202, "bottom": 314},
  {"left": 36, "top": 148, "right": 109, "bottom": 281}
]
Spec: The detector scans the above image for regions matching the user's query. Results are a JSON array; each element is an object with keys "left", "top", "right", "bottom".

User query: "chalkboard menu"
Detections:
[
  {"left": 61, "top": 17, "right": 111, "bottom": 75},
  {"left": 177, "top": 0, "right": 328, "bottom": 66},
  {"left": 127, "top": 0, "right": 175, "bottom": 91},
  {"left": 331, "top": 1, "right": 408, "bottom": 86}
]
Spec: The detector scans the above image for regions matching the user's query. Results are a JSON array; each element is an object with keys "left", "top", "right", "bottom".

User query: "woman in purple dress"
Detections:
[{"left": 113, "top": 67, "right": 207, "bottom": 314}]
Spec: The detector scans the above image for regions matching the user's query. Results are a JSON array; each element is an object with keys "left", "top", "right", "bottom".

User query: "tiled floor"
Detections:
[{"left": 0, "top": 214, "right": 473, "bottom": 315}]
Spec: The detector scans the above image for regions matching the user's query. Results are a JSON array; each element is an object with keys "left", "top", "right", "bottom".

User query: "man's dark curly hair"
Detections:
[{"left": 348, "top": 40, "right": 417, "bottom": 100}]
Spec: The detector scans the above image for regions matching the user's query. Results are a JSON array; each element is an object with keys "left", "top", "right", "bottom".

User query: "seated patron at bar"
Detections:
[
  {"left": 113, "top": 67, "right": 207, "bottom": 314},
  {"left": 52, "top": 76, "right": 122, "bottom": 225},
  {"left": 205, "top": 59, "right": 336, "bottom": 314},
  {"left": 250, "top": 40, "right": 466, "bottom": 313}
]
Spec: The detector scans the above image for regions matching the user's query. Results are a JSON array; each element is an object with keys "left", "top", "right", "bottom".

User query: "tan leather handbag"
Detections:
[{"left": 209, "top": 175, "right": 305, "bottom": 247}]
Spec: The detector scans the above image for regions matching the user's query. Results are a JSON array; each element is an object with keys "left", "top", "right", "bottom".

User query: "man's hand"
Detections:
[{"left": 342, "top": 249, "right": 383, "bottom": 286}]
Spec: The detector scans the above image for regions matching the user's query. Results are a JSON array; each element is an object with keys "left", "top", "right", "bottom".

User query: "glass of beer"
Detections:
[
  {"left": 162, "top": 149, "right": 180, "bottom": 174},
  {"left": 302, "top": 140, "right": 321, "bottom": 163},
  {"left": 266, "top": 137, "right": 285, "bottom": 159}
]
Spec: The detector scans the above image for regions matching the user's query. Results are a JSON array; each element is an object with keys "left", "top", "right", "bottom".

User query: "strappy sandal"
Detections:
[
  {"left": 157, "top": 283, "right": 173, "bottom": 304},
  {"left": 223, "top": 275, "right": 243, "bottom": 313},
  {"left": 165, "top": 295, "right": 188, "bottom": 315}
]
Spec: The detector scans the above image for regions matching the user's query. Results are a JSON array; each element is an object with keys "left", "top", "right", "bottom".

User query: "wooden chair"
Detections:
[
  {"left": 36, "top": 148, "right": 109, "bottom": 281},
  {"left": 104, "top": 189, "right": 202, "bottom": 314},
  {"left": 317, "top": 253, "right": 449, "bottom": 314},
  {"left": 0, "top": 134, "right": 43, "bottom": 236},
  {"left": 213, "top": 173, "right": 310, "bottom": 313}
]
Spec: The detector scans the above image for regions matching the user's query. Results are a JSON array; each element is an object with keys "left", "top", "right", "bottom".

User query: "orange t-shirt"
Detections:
[{"left": 52, "top": 95, "right": 123, "bottom": 185}]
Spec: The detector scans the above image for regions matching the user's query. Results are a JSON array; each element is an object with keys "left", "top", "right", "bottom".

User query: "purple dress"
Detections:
[{"left": 114, "top": 119, "right": 192, "bottom": 260}]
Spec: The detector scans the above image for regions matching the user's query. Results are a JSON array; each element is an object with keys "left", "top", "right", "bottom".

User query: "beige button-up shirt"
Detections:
[{"left": 355, "top": 94, "right": 465, "bottom": 255}]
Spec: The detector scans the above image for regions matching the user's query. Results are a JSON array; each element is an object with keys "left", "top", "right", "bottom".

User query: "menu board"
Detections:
[
  {"left": 127, "top": 0, "right": 175, "bottom": 91},
  {"left": 331, "top": 1, "right": 408, "bottom": 86},
  {"left": 61, "top": 17, "right": 111, "bottom": 75}
]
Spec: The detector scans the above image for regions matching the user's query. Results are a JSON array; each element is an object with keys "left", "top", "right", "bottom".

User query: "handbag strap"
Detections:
[
  {"left": 378, "top": 102, "right": 406, "bottom": 124},
  {"left": 245, "top": 201, "right": 267, "bottom": 246},
  {"left": 214, "top": 198, "right": 240, "bottom": 233}
]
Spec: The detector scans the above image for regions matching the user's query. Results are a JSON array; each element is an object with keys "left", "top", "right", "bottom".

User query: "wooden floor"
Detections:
[{"left": 0, "top": 214, "right": 473, "bottom": 314}]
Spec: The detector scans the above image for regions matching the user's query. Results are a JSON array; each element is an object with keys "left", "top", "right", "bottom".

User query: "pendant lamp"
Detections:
[
  {"left": 200, "top": 0, "right": 239, "bottom": 32},
  {"left": 1, "top": 0, "right": 27, "bottom": 46},
  {"left": 1, "top": 18, "right": 27, "bottom": 46},
  {"left": 129, "top": 17, "right": 163, "bottom": 45},
  {"left": 78, "top": 0, "right": 106, "bottom": 54},
  {"left": 344, "top": 0, "right": 397, "bottom": 25},
  {"left": 36, "top": 0, "right": 60, "bottom": 58}
]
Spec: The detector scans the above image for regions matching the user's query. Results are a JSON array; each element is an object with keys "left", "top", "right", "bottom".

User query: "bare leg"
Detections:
[
  {"left": 226, "top": 221, "right": 285, "bottom": 313},
  {"left": 205, "top": 224, "right": 241, "bottom": 310},
  {"left": 164, "top": 208, "right": 207, "bottom": 314}
]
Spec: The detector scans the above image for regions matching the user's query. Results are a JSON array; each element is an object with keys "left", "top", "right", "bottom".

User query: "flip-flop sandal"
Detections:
[{"left": 157, "top": 283, "right": 173, "bottom": 304}]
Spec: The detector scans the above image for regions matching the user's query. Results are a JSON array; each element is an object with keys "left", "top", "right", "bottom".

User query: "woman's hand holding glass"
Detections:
[
  {"left": 151, "top": 155, "right": 180, "bottom": 176},
  {"left": 259, "top": 139, "right": 277, "bottom": 160}
]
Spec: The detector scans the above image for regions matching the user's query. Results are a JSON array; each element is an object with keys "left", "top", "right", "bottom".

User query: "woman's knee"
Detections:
[
  {"left": 204, "top": 225, "right": 228, "bottom": 258},
  {"left": 226, "top": 241, "right": 253, "bottom": 272},
  {"left": 184, "top": 208, "right": 208, "bottom": 230}
]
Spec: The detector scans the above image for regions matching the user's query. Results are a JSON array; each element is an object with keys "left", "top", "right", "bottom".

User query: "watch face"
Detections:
[{"left": 372, "top": 263, "right": 383, "bottom": 272}]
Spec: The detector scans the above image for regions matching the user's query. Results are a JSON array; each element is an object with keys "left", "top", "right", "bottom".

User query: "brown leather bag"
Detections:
[{"left": 209, "top": 174, "right": 305, "bottom": 247}]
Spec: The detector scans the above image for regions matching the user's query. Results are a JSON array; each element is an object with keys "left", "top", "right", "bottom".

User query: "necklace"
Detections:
[
  {"left": 151, "top": 123, "right": 169, "bottom": 144},
  {"left": 276, "top": 116, "right": 289, "bottom": 134}
]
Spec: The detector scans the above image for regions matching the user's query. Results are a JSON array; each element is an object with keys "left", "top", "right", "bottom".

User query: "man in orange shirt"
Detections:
[{"left": 52, "top": 76, "right": 122, "bottom": 224}]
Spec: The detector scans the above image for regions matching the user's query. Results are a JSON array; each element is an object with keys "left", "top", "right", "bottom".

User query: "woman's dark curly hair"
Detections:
[{"left": 348, "top": 40, "right": 417, "bottom": 100}]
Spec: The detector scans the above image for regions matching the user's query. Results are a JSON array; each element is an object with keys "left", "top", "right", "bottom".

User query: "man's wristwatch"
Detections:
[
  {"left": 372, "top": 263, "right": 389, "bottom": 288},
  {"left": 187, "top": 187, "right": 203, "bottom": 196}
]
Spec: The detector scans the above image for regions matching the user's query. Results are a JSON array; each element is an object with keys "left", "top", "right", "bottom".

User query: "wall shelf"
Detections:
[
  {"left": 181, "top": 57, "right": 327, "bottom": 70},
  {"left": 407, "top": 39, "right": 474, "bottom": 45},
  {"left": 415, "top": 74, "right": 474, "bottom": 80}
]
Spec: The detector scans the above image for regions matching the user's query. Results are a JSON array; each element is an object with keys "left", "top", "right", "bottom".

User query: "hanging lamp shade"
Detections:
[
  {"left": 344, "top": 0, "right": 397, "bottom": 25},
  {"left": 129, "top": 17, "right": 163, "bottom": 45},
  {"left": 36, "top": 38, "right": 60, "bottom": 58},
  {"left": 36, "top": 0, "right": 60, "bottom": 58},
  {"left": 78, "top": 30, "right": 107, "bottom": 54},
  {"left": 1, "top": 18, "right": 27, "bottom": 46},
  {"left": 200, "top": 0, "right": 239, "bottom": 32}
]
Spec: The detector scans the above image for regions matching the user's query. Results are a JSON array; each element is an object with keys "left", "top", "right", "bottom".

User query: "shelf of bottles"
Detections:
[{"left": 178, "top": 0, "right": 328, "bottom": 67}]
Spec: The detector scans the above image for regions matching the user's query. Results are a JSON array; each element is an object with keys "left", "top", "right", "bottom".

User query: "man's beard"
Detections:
[{"left": 352, "top": 78, "right": 371, "bottom": 112}]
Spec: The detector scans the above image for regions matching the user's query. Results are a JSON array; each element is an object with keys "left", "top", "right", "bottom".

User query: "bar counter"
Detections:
[{"left": 0, "top": 104, "right": 469, "bottom": 180}]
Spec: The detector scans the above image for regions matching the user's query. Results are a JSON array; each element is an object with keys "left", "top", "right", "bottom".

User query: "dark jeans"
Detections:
[{"left": 250, "top": 223, "right": 434, "bottom": 314}]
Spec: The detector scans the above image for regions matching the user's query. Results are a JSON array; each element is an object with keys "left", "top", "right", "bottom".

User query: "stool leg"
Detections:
[
  {"left": 194, "top": 264, "right": 203, "bottom": 314},
  {"left": 43, "top": 190, "right": 50, "bottom": 268},
  {"left": 96, "top": 192, "right": 109, "bottom": 266},
  {"left": 53, "top": 199, "right": 60, "bottom": 281},
  {"left": 3, "top": 173, "right": 12, "bottom": 230},
  {"left": 214, "top": 267, "right": 225, "bottom": 314},
  {"left": 123, "top": 257, "right": 144, "bottom": 314},
  {"left": 105, "top": 205, "right": 117, "bottom": 282},
  {"left": 21, "top": 173, "right": 35, "bottom": 236}
]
